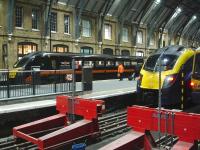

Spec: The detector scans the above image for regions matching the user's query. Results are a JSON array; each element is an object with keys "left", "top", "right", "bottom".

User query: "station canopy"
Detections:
[{"left": 56, "top": 0, "right": 200, "bottom": 42}]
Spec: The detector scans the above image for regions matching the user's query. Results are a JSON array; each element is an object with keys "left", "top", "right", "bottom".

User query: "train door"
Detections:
[{"left": 191, "top": 52, "right": 200, "bottom": 104}]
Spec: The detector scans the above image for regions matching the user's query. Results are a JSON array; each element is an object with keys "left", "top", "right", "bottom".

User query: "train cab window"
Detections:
[
  {"left": 14, "top": 57, "right": 29, "bottom": 68},
  {"left": 144, "top": 54, "right": 177, "bottom": 72},
  {"left": 25, "top": 56, "right": 42, "bottom": 70},
  {"left": 193, "top": 54, "right": 200, "bottom": 79}
]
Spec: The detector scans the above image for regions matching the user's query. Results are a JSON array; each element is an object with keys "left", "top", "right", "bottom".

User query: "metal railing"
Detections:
[{"left": 0, "top": 69, "right": 74, "bottom": 100}]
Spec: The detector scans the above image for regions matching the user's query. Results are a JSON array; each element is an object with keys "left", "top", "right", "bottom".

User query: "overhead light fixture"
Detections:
[
  {"left": 193, "top": 15, "right": 197, "bottom": 20},
  {"left": 107, "top": 13, "right": 112, "bottom": 17},
  {"left": 155, "top": 0, "right": 161, "bottom": 4},
  {"left": 177, "top": 8, "right": 181, "bottom": 13}
]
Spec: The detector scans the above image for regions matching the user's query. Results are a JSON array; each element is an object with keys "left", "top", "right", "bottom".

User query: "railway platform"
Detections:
[{"left": 0, "top": 79, "right": 136, "bottom": 115}]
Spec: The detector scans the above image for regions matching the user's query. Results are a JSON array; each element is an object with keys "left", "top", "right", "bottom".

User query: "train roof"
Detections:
[
  {"left": 23, "top": 51, "right": 143, "bottom": 62},
  {"left": 153, "top": 45, "right": 186, "bottom": 56}
]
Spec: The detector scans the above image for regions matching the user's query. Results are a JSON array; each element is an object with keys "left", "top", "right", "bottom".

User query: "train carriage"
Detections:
[{"left": 9, "top": 51, "right": 143, "bottom": 84}]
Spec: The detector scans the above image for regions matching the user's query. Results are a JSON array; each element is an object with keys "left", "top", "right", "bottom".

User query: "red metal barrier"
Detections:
[
  {"left": 100, "top": 105, "right": 200, "bottom": 150},
  {"left": 127, "top": 105, "right": 200, "bottom": 143},
  {"left": 13, "top": 96, "right": 105, "bottom": 150}
]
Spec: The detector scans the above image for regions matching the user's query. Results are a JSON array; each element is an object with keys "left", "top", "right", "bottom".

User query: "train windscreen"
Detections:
[
  {"left": 193, "top": 54, "right": 200, "bottom": 78},
  {"left": 144, "top": 54, "right": 177, "bottom": 72},
  {"left": 13, "top": 57, "right": 29, "bottom": 68}
]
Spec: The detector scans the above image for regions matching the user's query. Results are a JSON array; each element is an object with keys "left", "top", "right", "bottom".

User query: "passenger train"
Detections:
[
  {"left": 9, "top": 51, "right": 143, "bottom": 83},
  {"left": 138, "top": 45, "right": 200, "bottom": 106}
]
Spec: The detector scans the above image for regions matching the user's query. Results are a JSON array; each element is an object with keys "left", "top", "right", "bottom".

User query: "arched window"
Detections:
[
  {"left": 53, "top": 44, "right": 69, "bottom": 52},
  {"left": 103, "top": 48, "right": 113, "bottom": 55},
  {"left": 17, "top": 42, "right": 37, "bottom": 59},
  {"left": 80, "top": 46, "right": 93, "bottom": 54},
  {"left": 121, "top": 50, "right": 130, "bottom": 56}
]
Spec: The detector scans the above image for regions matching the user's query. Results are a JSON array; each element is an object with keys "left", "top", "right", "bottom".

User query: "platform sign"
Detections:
[{"left": 65, "top": 73, "right": 73, "bottom": 81}]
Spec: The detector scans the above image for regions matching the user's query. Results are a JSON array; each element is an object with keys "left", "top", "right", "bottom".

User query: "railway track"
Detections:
[
  {"left": 98, "top": 110, "right": 131, "bottom": 140},
  {"left": 0, "top": 110, "right": 129, "bottom": 150},
  {"left": 1, "top": 107, "right": 199, "bottom": 150}
]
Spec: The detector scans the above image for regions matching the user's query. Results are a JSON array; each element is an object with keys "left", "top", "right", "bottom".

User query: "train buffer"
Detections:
[
  {"left": 13, "top": 95, "right": 105, "bottom": 150},
  {"left": 99, "top": 105, "right": 200, "bottom": 150}
]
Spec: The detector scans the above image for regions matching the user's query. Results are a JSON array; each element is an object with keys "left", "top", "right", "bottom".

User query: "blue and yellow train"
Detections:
[{"left": 138, "top": 45, "right": 200, "bottom": 107}]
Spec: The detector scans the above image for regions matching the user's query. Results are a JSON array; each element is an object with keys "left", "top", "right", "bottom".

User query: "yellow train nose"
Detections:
[{"left": 9, "top": 70, "right": 17, "bottom": 78}]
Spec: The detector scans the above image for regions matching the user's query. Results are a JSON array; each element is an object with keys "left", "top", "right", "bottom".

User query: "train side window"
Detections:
[
  {"left": 84, "top": 61, "right": 93, "bottom": 67},
  {"left": 75, "top": 61, "right": 82, "bottom": 69},
  {"left": 131, "top": 61, "right": 137, "bottom": 66},
  {"left": 51, "top": 59, "right": 57, "bottom": 70},
  {"left": 106, "top": 61, "right": 114, "bottom": 67},
  {"left": 115, "top": 61, "right": 120, "bottom": 66},
  {"left": 59, "top": 61, "right": 71, "bottom": 69},
  {"left": 124, "top": 61, "right": 130, "bottom": 66},
  {"left": 95, "top": 61, "right": 104, "bottom": 67}
]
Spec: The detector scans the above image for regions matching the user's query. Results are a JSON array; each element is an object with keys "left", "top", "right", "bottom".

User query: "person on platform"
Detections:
[{"left": 117, "top": 63, "right": 124, "bottom": 81}]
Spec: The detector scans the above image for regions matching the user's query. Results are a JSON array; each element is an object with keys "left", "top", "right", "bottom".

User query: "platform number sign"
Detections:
[{"left": 65, "top": 74, "right": 73, "bottom": 81}]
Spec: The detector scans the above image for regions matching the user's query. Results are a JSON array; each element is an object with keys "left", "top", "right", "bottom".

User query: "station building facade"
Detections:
[{"left": 0, "top": 0, "right": 199, "bottom": 69}]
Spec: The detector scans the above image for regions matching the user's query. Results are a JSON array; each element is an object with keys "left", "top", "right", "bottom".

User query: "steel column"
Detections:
[
  {"left": 97, "top": 0, "right": 115, "bottom": 44},
  {"left": 132, "top": 0, "right": 154, "bottom": 46},
  {"left": 7, "top": 0, "right": 15, "bottom": 36}
]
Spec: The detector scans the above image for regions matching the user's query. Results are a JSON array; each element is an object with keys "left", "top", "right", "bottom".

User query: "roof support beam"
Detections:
[
  {"left": 168, "top": 16, "right": 184, "bottom": 45},
  {"left": 146, "top": 5, "right": 164, "bottom": 47},
  {"left": 91, "top": 0, "right": 98, "bottom": 12},
  {"left": 116, "top": 0, "right": 136, "bottom": 45},
  {"left": 147, "top": 0, "right": 183, "bottom": 48},
  {"left": 45, "top": 0, "right": 53, "bottom": 37},
  {"left": 176, "top": 15, "right": 193, "bottom": 44},
  {"left": 131, "top": 0, "right": 154, "bottom": 46},
  {"left": 74, "top": 0, "right": 89, "bottom": 40},
  {"left": 97, "top": 0, "right": 115, "bottom": 44},
  {"left": 191, "top": 25, "right": 200, "bottom": 46}
]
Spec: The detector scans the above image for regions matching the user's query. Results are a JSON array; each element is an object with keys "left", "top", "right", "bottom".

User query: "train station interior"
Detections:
[{"left": 0, "top": 0, "right": 200, "bottom": 150}]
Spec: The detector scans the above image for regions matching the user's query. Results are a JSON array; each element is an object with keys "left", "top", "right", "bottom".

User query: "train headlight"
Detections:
[
  {"left": 190, "top": 81, "right": 195, "bottom": 88},
  {"left": 163, "top": 74, "right": 177, "bottom": 88}
]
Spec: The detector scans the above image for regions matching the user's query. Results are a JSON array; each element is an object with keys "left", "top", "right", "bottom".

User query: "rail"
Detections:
[{"left": 0, "top": 69, "right": 74, "bottom": 100}]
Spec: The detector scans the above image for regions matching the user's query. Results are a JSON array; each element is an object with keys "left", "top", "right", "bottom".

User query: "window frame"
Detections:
[
  {"left": 50, "top": 12, "right": 57, "bottom": 32},
  {"left": 104, "top": 24, "right": 112, "bottom": 40},
  {"left": 17, "top": 42, "right": 38, "bottom": 60},
  {"left": 82, "top": 19, "right": 91, "bottom": 37},
  {"left": 122, "top": 27, "right": 128, "bottom": 42},
  {"left": 80, "top": 46, "right": 93, "bottom": 54},
  {"left": 64, "top": 15, "right": 70, "bottom": 34},
  {"left": 53, "top": 44, "right": 69, "bottom": 53},
  {"left": 137, "top": 30, "right": 143, "bottom": 44},
  {"left": 32, "top": 8, "right": 39, "bottom": 30},
  {"left": 15, "top": 6, "right": 23, "bottom": 28}
]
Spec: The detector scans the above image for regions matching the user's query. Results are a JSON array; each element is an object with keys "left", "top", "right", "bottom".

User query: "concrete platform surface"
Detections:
[{"left": 0, "top": 79, "right": 137, "bottom": 114}]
